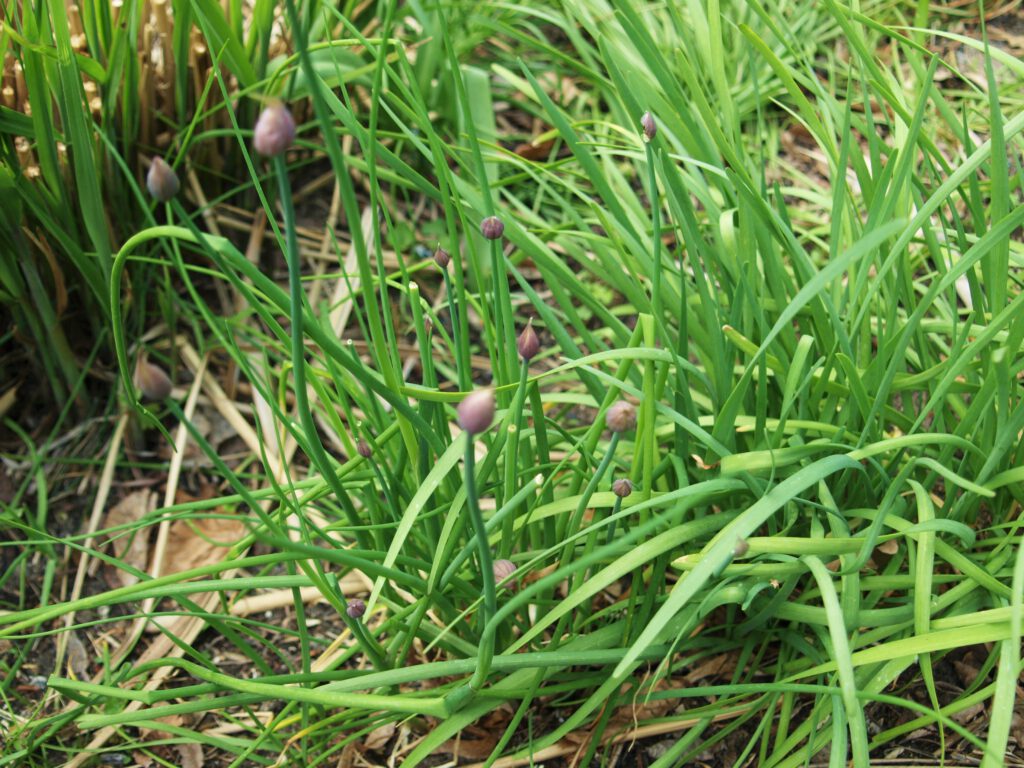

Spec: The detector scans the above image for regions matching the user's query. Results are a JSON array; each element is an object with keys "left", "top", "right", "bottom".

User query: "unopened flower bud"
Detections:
[
  {"left": 612, "top": 478, "right": 633, "bottom": 498},
  {"left": 641, "top": 111, "right": 657, "bottom": 141},
  {"left": 434, "top": 246, "right": 450, "bottom": 270},
  {"left": 733, "top": 538, "right": 749, "bottom": 558},
  {"left": 253, "top": 102, "right": 296, "bottom": 157},
  {"left": 357, "top": 439, "right": 372, "bottom": 459},
  {"left": 146, "top": 157, "right": 179, "bottom": 202},
  {"left": 424, "top": 316, "right": 433, "bottom": 336},
  {"left": 517, "top": 321, "right": 540, "bottom": 361},
  {"left": 605, "top": 400, "right": 637, "bottom": 433},
  {"left": 457, "top": 389, "right": 495, "bottom": 434},
  {"left": 346, "top": 598, "right": 366, "bottom": 619},
  {"left": 480, "top": 215, "right": 504, "bottom": 241},
  {"left": 134, "top": 354, "right": 173, "bottom": 401},
  {"left": 492, "top": 559, "right": 517, "bottom": 590}
]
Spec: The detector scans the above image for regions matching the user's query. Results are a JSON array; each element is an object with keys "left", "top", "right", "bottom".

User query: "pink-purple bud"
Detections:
[
  {"left": 357, "top": 439, "right": 372, "bottom": 459},
  {"left": 346, "top": 598, "right": 366, "bottom": 619},
  {"left": 492, "top": 559, "right": 517, "bottom": 590},
  {"left": 146, "top": 157, "right": 179, "bottom": 202},
  {"left": 480, "top": 216, "right": 504, "bottom": 241},
  {"left": 612, "top": 478, "right": 633, "bottom": 498},
  {"left": 457, "top": 389, "right": 495, "bottom": 434},
  {"left": 641, "top": 111, "right": 657, "bottom": 141},
  {"left": 253, "top": 102, "right": 296, "bottom": 157},
  {"left": 605, "top": 400, "right": 637, "bottom": 433},
  {"left": 134, "top": 355, "right": 173, "bottom": 400},
  {"left": 434, "top": 247, "right": 451, "bottom": 270},
  {"left": 517, "top": 322, "right": 540, "bottom": 361}
]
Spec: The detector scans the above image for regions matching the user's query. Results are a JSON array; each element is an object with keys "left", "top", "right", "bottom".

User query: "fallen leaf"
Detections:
[
  {"left": 363, "top": 722, "right": 395, "bottom": 751},
  {"left": 952, "top": 701, "right": 985, "bottom": 725},
  {"left": 876, "top": 539, "right": 899, "bottom": 555},
  {"left": 177, "top": 742, "right": 204, "bottom": 768},
  {"left": 438, "top": 736, "right": 497, "bottom": 760},
  {"left": 336, "top": 742, "right": 357, "bottom": 768},
  {"left": 139, "top": 702, "right": 185, "bottom": 740},
  {"left": 162, "top": 513, "right": 247, "bottom": 576},
  {"left": 513, "top": 137, "right": 555, "bottom": 160},
  {"left": 685, "top": 653, "right": 737, "bottom": 684},
  {"left": 101, "top": 491, "right": 156, "bottom": 587},
  {"left": 953, "top": 659, "right": 981, "bottom": 689}
]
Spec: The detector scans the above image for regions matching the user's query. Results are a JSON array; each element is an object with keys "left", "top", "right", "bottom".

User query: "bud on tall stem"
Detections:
[
  {"left": 254, "top": 102, "right": 296, "bottom": 157},
  {"left": 516, "top": 321, "right": 540, "bottom": 361},
  {"left": 641, "top": 111, "right": 657, "bottom": 142},
  {"left": 134, "top": 354, "right": 173, "bottom": 401},
  {"left": 457, "top": 389, "right": 495, "bottom": 435},
  {"left": 480, "top": 215, "right": 504, "bottom": 241},
  {"left": 146, "top": 157, "right": 179, "bottom": 202}
]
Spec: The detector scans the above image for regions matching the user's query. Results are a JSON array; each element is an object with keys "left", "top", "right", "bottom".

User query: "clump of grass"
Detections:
[{"left": 2, "top": 1, "right": 1024, "bottom": 766}]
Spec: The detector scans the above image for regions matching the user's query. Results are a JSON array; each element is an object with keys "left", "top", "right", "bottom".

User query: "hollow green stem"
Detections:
[
  {"left": 327, "top": 574, "right": 388, "bottom": 671},
  {"left": 501, "top": 358, "right": 531, "bottom": 551},
  {"left": 273, "top": 155, "right": 367, "bottom": 549},
  {"left": 442, "top": 268, "right": 470, "bottom": 392},
  {"left": 490, "top": 237, "right": 517, "bottom": 401},
  {"left": 604, "top": 496, "right": 624, "bottom": 545},
  {"left": 645, "top": 140, "right": 662, "bottom": 329},
  {"left": 559, "top": 432, "right": 620, "bottom": 567},
  {"left": 464, "top": 434, "right": 497, "bottom": 690}
]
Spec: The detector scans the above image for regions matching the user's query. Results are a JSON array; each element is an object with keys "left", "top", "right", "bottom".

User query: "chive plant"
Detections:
[{"left": 2, "top": 1, "right": 1023, "bottom": 767}]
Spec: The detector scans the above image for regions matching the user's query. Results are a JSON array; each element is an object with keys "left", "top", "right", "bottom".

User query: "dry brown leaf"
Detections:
[
  {"left": 685, "top": 653, "right": 737, "bottom": 684},
  {"left": 362, "top": 722, "right": 395, "bottom": 751},
  {"left": 953, "top": 659, "right": 981, "bottom": 689},
  {"left": 139, "top": 703, "right": 185, "bottom": 740},
  {"left": 1011, "top": 713, "right": 1024, "bottom": 748},
  {"left": 876, "top": 539, "right": 899, "bottom": 555},
  {"left": 513, "top": 137, "right": 555, "bottom": 160},
  {"left": 335, "top": 742, "right": 358, "bottom": 768},
  {"left": 439, "top": 735, "right": 498, "bottom": 760},
  {"left": 952, "top": 701, "right": 985, "bottom": 725},
  {"left": 177, "top": 742, "right": 204, "bottom": 768},
  {"left": 162, "top": 514, "right": 247, "bottom": 576},
  {"left": 101, "top": 490, "right": 156, "bottom": 587}
]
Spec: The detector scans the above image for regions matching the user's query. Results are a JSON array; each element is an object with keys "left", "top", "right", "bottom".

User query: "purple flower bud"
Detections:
[
  {"left": 457, "top": 389, "right": 495, "bottom": 434},
  {"left": 146, "top": 157, "right": 179, "bottom": 202},
  {"left": 346, "top": 598, "right": 366, "bottom": 619},
  {"left": 492, "top": 559, "right": 517, "bottom": 590},
  {"left": 480, "top": 215, "right": 504, "bottom": 241},
  {"left": 612, "top": 478, "right": 633, "bottom": 498},
  {"left": 434, "top": 247, "right": 451, "bottom": 270},
  {"left": 134, "top": 355, "right": 173, "bottom": 401},
  {"left": 605, "top": 400, "right": 637, "bottom": 433},
  {"left": 424, "top": 316, "right": 434, "bottom": 336},
  {"left": 253, "top": 102, "right": 296, "bottom": 157},
  {"left": 357, "top": 439, "right": 372, "bottom": 459},
  {"left": 641, "top": 111, "right": 657, "bottom": 141},
  {"left": 516, "top": 322, "right": 540, "bottom": 361}
]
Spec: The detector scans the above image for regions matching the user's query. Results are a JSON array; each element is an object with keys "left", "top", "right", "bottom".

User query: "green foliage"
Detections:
[{"left": 2, "top": 0, "right": 1024, "bottom": 765}]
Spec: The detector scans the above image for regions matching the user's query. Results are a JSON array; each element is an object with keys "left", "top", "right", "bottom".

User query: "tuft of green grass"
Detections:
[{"left": 2, "top": 0, "right": 1024, "bottom": 765}]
